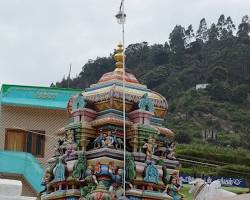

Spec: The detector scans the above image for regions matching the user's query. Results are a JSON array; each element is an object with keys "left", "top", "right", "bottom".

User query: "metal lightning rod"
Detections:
[{"left": 115, "top": 0, "right": 126, "bottom": 197}]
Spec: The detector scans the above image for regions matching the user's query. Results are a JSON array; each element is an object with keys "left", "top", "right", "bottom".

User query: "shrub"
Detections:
[
  {"left": 175, "top": 132, "right": 192, "bottom": 144},
  {"left": 231, "top": 84, "right": 248, "bottom": 104}
]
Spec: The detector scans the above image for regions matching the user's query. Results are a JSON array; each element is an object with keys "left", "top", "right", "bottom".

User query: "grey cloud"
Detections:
[{"left": 0, "top": 0, "right": 249, "bottom": 86}]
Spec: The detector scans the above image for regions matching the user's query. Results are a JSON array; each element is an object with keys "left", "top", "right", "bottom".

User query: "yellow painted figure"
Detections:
[{"left": 143, "top": 135, "right": 156, "bottom": 161}]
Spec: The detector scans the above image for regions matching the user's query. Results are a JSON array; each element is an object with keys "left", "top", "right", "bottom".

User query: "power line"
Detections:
[
  {"left": 178, "top": 158, "right": 250, "bottom": 176},
  {"left": 177, "top": 154, "right": 236, "bottom": 166},
  {"left": 178, "top": 158, "right": 219, "bottom": 167}
]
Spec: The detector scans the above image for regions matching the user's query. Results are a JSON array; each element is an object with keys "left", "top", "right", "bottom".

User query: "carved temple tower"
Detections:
[{"left": 40, "top": 43, "right": 181, "bottom": 200}]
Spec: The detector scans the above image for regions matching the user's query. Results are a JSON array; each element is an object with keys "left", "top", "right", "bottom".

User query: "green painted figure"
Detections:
[
  {"left": 138, "top": 93, "right": 154, "bottom": 113},
  {"left": 72, "top": 153, "right": 87, "bottom": 180}
]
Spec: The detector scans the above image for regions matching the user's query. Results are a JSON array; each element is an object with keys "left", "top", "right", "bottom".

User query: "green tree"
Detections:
[
  {"left": 150, "top": 44, "right": 169, "bottom": 65},
  {"left": 208, "top": 66, "right": 228, "bottom": 82},
  {"left": 208, "top": 23, "right": 219, "bottom": 42},
  {"left": 184, "top": 24, "right": 195, "bottom": 48},
  {"left": 169, "top": 25, "right": 185, "bottom": 64},
  {"left": 231, "top": 84, "right": 248, "bottom": 103},
  {"left": 208, "top": 81, "right": 231, "bottom": 101},
  {"left": 237, "top": 15, "right": 250, "bottom": 42},
  {"left": 217, "top": 14, "right": 226, "bottom": 39},
  {"left": 196, "top": 18, "right": 208, "bottom": 43},
  {"left": 169, "top": 25, "right": 185, "bottom": 53},
  {"left": 225, "top": 16, "right": 236, "bottom": 37}
]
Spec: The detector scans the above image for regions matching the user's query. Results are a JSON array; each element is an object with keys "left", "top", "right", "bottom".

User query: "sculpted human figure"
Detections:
[
  {"left": 165, "top": 172, "right": 184, "bottom": 200},
  {"left": 54, "top": 138, "right": 65, "bottom": 156},
  {"left": 53, "top": 158, "right": 65, "bottom": 181},
  {"left": 167, "top": 141, "right": 177, "bottom": 160},
  {"left": 65, "top": 129, "right": 77, "bottom": 156},
  {"left": 93, "top": 129, "right": 105, "bottom": 148},
  {"left": 138, "top": 93, "right": 154, "bottom": 112},
  {"left": 40, "top": 164, "right": 55, "bottom": 194},
  {"left": 143, "top": 135, "right": 156, "bottom": 161},
  {"left": 105, "top": 131, "right": 114, "bottom": 147},
  {"left": 66, "top": 129, "right": 74, "bottom": 143}
]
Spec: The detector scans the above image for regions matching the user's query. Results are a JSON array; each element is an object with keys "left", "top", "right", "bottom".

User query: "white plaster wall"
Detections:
[{"left": 0, "top": 179, "right": 36, "bottom": 200}]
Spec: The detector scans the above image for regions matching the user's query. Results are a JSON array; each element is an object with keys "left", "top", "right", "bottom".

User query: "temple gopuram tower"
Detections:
[{"left": 40, "top": 43, "right": 181, "bottom": 200}]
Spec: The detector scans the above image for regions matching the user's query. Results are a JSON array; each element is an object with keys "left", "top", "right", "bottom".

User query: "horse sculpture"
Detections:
[{"left": 189, "top": 178, "right": 236, "bottom": 200}]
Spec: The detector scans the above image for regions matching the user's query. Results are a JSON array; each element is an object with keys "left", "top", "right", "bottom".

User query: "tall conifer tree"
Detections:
[
  {"left": 196, "top": 18, "right": 208, "bottom": 43},
  {"left": 225, "top": 16, "right": 236, "bottom": 36},
  {"left": 184, "top": 25, "right": 195, "bottom": 48},
  {"left": 237, "top": 15, "right": 250, "bottom": 41},
  {"left": 217, "top": 14, "right": 226, "bottom": 39}
]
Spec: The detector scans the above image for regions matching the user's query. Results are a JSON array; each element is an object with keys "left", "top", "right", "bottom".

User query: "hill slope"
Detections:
[{"left": 54, "top": 14, "right": 250, "bottom": 149}]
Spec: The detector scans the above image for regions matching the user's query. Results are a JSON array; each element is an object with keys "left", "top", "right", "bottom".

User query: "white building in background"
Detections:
[{"left": 196, "top": 83, "right": 209, "bottom": 90}]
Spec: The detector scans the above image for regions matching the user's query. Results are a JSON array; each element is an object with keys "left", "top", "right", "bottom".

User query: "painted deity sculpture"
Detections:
[
  {"left": 138, "top": 93, "right": 154, "bottom": 113},
  {"left": 93, "top": 129, "right": 123, "bottom": 150},
  {"left": 53, "top": 158, "right": 65, "bottom": 182},
  {"left": 72, "top": 153, "right": 87, "bottom": 180},
  {"left": 125, "top": 154, "right": 136, "bottom": 182},
  {"left": 144, "top": 162, "right": 159, "bottom": 184},
  {"left": 85, "top": 181, "right": 115, "bottom": 200},
  {"left": 154, "top": 139, "right": 177, "bottom": 160},
  {"left": 143, "top": 135, "right": 157, "bottom": 161},
  {"left": 112, "top": 129, "right": 123, "bottom": 149},
  {"left": 167, "top": 141, "right": 177, "bottom": 160},
  {"left": 40, "top": 164, "right": 56, "bottom": 194},
  {"left": 72, "top": 93, "right": 86, "bottom": 110},
  {"left": 54, "top": 138, "right": 65, "bottom": 157},
  {"left": 104, "top": 131, "right": 114, "bottom": 147},
  {"left": 65, "top": 129, "right": 77, "bottom": 157},
  {"left": 163, "top": 171, "right": 184, "bottom": 200},
  {"left": 80, "top": 165, "right": 99, "bottom": 199},
  {"left": 168, "top": 178, "right": 183, "bottom": 200},
  {"left": 93, "top": 130, "right": 105, "bottom": 148}
]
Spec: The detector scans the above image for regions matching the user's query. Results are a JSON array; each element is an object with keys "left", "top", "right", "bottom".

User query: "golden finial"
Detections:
[{"left": 114, "top": 42, "right": 124, "bottom": 72}]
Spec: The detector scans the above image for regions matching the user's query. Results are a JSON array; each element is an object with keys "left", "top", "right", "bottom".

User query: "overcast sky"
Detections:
[{"left": 0, "top": 0, "right": 249, "bottom": 87}]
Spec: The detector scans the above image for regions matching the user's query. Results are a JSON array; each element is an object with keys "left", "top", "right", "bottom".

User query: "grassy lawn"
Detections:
[
  {"left": 180, "top": 184, "right": 249, "bottom": 200},
  {"left": 180, "top": 184, "right": 193, "bottom": 200}
]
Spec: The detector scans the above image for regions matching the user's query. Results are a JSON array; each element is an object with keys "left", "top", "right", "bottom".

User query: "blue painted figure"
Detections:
[
  {"left": 93, "top": 129, "right": 105, "bottom": 148},
  {"left": 53, "top": 158, "right": 65, "bottom": 181},
  {"left": 113, "top": 129, "right": 119, "bottom": 149},
  {"left": 144, "top": 162, "right": 158, "bottom": 184},
  {"left": 113, "top": 129, "right": 123, "bottom": 149},
  {"left": 72, "top": 93, "right": 86, "bottom": 110}
]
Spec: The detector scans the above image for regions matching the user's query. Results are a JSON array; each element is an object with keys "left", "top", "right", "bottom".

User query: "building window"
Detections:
[{"left": 5, "top": 129, "right": 45, "bottom": 157}]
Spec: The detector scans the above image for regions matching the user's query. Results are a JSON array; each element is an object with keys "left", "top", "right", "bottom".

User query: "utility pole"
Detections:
[{"left": 67, "top": 63, "right": 72, "bottom": 88}]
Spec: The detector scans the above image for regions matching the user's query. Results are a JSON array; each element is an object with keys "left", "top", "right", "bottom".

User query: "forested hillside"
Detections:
[{"left": 54, "top": 14, "right": 250, "bottom": 149}]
